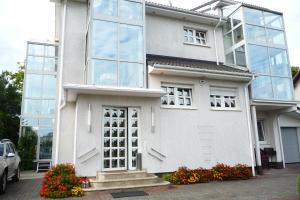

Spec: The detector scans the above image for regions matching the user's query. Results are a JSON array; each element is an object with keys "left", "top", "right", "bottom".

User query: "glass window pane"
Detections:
[
  {"left": 119, "top": 24, "right": 143, "bottom": 62},
  {"left": 269, "top": 48, "right": 289, "bottom": 77},
  {"left": 272, "top": 77, "right": 293, "bottom": 100},
  {"left": 39, "top": 118, "right": 54, "bottom": 127},
  {"left": 248, "top": 45, "right": 270, "bottom": 75},
  {"left": 93, "top": 0, "right": 117, "bottom": 17},
  {"left": 25, "top": 74, "right": 43, "bottom": 98},
  {"left": 246, "top": 25, "right": 266, "bottom": 44},
  {"left": 232, "top": 9, "right": 243, "bottom": 27},
  {"left": 45, "top": 46, "right": 55, "bottom": 57},
  {"left": 38, "top": 128, "right": 53, "bottom": 159},
  {"left": 267, "top": 29, "right": 285, "bottom": 46},
  {"left": 244, "top": 8, "right": 264, "bottom": 26},
  {"left": 119, "top": 63, "right": 144, "bottom": 88},
  {"left": 251, "top": 76, "right": 273, "bottom": 99},
  {"left": 224, "top": 20, "right": 232, "bottom": 33},
  {"left": 41, "top": 100, "right": 56, "bottom": 115},
  {"left": 264, "top": 12, "right": 283, "bottom": 29},
  {"left": 92, "top": 20, "right": 117, "bottom": 59},
  {"left": 44, "top": 58, "right": 56, "bottom": 72},
  {"left": 235, "top": 46, "right": 246, "bottom": 67},
  {"left": 91, "top": 59, "right": 117, "bottom": 86},
  {"left": 224, "top": 32, "right": 233, "bottom": 50},
  {"left": 28, "top": 44, "right": 44, "bottom": 56},
  {"left": 24, "top": 99, "right": 42, "bottom": 115},
  {"left": 21, "top": 117, "right": 38, "bottom": 126},
  {"left": 27, "top": 56, "right": 44, "bottom": 71},
  {"left": 43, "top": 75, "right": 56, "bottom": 98},
  {"left": 225, "top": 52, "right": 234, "bottom": 65},
  {"left": 120, "top": 0, "right": 143, "bottom": 20},
  {"left": 233, "top": 25, "right": 244, "bottom": 44}
]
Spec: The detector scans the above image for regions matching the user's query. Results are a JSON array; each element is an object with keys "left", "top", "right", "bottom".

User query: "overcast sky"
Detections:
[{"left": 0, "top": 0, "right": 299, "bottom": 72}]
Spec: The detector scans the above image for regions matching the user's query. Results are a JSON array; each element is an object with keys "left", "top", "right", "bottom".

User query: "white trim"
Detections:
[{"left": 73, "top": 100, "right": 78, "bottom": 165}]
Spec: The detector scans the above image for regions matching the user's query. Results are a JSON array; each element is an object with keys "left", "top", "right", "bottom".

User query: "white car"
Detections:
[{"left": 0, "top": 139, "right": 21, "bottom": 194}]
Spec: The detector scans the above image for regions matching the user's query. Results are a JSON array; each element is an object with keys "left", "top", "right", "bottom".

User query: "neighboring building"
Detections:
[
  {"left": 30, "top": 0, "right": 299, "bottom": 181},
  {"left": 20, "top": 41, "right": 58, "bottom": 169}
]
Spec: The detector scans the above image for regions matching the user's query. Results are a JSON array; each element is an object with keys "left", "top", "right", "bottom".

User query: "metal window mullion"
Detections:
[{"left": 174, "top": 87, "right": 178, "bottom": 106}]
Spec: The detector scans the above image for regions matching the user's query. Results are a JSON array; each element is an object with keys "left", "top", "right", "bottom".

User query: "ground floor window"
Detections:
[{"left": 257, "top": 120, "right": 265, "bottom": 141}]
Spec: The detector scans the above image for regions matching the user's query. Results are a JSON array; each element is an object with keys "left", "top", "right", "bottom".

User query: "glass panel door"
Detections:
[{"left": 102, "top": 107, "right": 127, "bottom": 171}]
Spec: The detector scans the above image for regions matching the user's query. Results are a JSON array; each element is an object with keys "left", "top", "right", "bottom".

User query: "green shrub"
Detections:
[
  {"left": 18, "top": 130, "right": 37, "bottom": 170},
  {"left": 297, "top": 176, "right": 300, "bottom": 198},
  {"left": 162, "top": 173, "right": 172, "bottom": 182}
]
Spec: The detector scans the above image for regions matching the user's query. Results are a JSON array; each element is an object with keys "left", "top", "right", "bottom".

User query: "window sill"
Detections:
[
  {"left": 161, "top": 106, "right": 198, "bottom": 110},
  {"left": 210, "top": 108, "right": 242, "bottom": 112},
  {"left": 183, "top": 42, "right": 210, "bottom": 48}
]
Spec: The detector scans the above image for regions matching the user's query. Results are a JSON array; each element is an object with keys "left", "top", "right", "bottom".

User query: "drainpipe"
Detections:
[
  {"left": 213, "top": 17, "right": 222, "bottom": 65},
  {"left": 244, "top": 75, "right": 256, "bottom": 176},
  {"left": 54, "top": 0, "right": 67, "bottom": 165}
]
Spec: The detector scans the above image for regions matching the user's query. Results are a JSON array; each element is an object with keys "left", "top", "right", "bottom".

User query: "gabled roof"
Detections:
[
  {"left": 191, "top": 0, "right": 282, "bottom": 15},
  {"left": 147, "top": 54, "right": 253, "bottom": 77}
]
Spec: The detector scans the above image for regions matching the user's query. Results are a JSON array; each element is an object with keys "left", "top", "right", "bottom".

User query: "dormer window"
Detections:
[{"left": 184, "top": 28, "right": 207, "bottom": 46}]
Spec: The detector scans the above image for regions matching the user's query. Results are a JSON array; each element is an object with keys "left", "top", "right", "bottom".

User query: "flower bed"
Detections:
[
  {"left": 40, "top": 163, "right": 85, "bottom": 198},
  {"left": 168, "top": 163, "right": 251, "bottom": 185}
]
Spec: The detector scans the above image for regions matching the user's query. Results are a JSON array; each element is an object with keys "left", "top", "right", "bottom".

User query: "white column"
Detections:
[
  {"left": 251, "top": 105, "right": 262, "bottom": 173},
  {"left": 272, "top": 113, "right": 284, "bottom": 168}
]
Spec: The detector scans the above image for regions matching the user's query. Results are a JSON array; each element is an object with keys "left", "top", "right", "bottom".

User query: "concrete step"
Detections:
[
  {"left": 84, "top": 180, "right": 170, "bottom": 192},
  {"left": 96, "top": 170, "right": 149, "bottom": 180}
]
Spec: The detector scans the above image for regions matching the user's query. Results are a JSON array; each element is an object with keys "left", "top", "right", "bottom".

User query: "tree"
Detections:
[
  {"left": 291, "top": 66, "right": 299, "bottom": 78},
  {"left": 0, "top": 64, "right": 24, "bottom": 145}
]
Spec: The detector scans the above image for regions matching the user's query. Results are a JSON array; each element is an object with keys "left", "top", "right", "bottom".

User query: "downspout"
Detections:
[
  {"left": 54, "top": 0, "right": 67, "bottom": 165},
  {"left": 244, "top": 74, "right": 256, "bottom": 176},
  {"left": 213, "top": 17, "right": 222, "bottom": 65}
]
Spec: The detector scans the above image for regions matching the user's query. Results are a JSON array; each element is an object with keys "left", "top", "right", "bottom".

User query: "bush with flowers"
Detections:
[
  {"left": 40, "top": 163, "right": 85, "bottom": 198},
  {"left": 169, "top": 163, "right": 251, "bottom": 185}
]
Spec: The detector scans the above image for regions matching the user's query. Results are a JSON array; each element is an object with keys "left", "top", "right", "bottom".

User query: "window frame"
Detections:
[
  {"left": 257, "top": 120, "right": 266, "bottom": 143},
  {"left": 161, "top": 84, "right": 194, "bottom": 109},
  {"left": 183, "top": 27, "right": 208, "bottom": 46},
  {"left": 209, "top": 87, "right": 239, "bottom": 111}
]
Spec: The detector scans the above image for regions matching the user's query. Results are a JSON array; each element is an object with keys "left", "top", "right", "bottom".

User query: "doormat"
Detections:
[{"left": 111, "top": 191, "right": 149, "bottom": 198}]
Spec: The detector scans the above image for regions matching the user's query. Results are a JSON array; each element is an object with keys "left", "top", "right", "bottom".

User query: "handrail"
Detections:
[
  {"left": 77, "top": 147, "right": 99, "bottom": 163},
  {"left": 150, "top": 147, "right": 166, "bottom": 158}
]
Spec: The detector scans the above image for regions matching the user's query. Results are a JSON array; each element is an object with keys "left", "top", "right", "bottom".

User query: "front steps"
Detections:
[{"left": 84, "top": 170, "right": 169, "bottom": 191}]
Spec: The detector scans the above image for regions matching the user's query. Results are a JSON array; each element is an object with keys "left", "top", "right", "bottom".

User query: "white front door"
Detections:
[{"left": 102, "top": 107, "right": 140, "bottom": 171}]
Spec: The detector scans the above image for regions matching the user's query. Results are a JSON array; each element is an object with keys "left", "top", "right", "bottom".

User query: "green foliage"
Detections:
[
  {"left": 18, "top": 130, "right": 37, "bottom": 170},
  {"left": 291, "top": 66, "right": 299, "bottom": 78},
  {"left": 162, "top": 173, "right": 172, "bottom": 182},
  {"left": 297, "top": 176, "right": 300, "bottom": 198},
  {"left": 0, "top": 64, "right": 24, "bottom": 145}
]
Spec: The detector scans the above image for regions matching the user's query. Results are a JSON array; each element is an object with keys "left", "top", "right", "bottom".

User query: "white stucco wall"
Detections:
[{"left": 146, "top": 14, "right": 225, "bottom": 62}]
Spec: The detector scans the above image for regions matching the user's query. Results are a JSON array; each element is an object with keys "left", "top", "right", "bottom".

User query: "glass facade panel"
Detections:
[
  {"left": 225, "top": 52, "right": 234, "bottom": 65},
  {"left": 120, "top": 0, "right": 143, "bottom": 20},
  {"left": 244, "top": 8, "right": 264, "bottom": 26},
  {"left": 272, "top": 77, "right": 293, "bottom": 100},
  {"left": 235, "top": 46, "right": 246, "bottom": 67},
  {"left": 267, "top": 29, "right": 285, "bottom": 46},
  {"left": 233, "top": 25, "right": 243, "bottom": 44},
  {"left": 119, "top": 24, "right": 143, "bottom": 62},
  {"left": 269, "top": 48, "right": 289, "bottom": 77},
  {"left": 248, "top": 45, "right": 270, "bottom": 75},
  {"left": 45, "top": 46, "right": 56, "bottom": 57},
  {"left": 24, "top": 99, "right": 42, "bottom": 115},
  {"left": 91, "top": 59, "right": 117, "bottom": 86},
  {"left": 28, "top": 44, "right": 44, "bottom": 56},
  {"left": 38, "top": 128, "right": 53, "bottom": 160},
  {"left": 119, "top": 63, "right": 143, "bottom": 88},
  {"left": 93, "top": 0, "right": 117, "bottom": 17},
  {"left": 251, "top": 76, "right": 273, "bottom": 99},
  {"left": 41, "top": 100, "right": 55, "bottom": 115},
  {"left": 43, "top": 75, "right": 56, "bottom": 98},
  {"left": 232, "top": 9, "right": 243, "bottom": 27},
  {"left": 21, "top": 117, "right": 39, "bottom": 126},
  {"left": 264, "top": 12, "right": 283, "bottom": 29},
  {"left": 224, "top": 32, "right": 233, "bottom": 50},
  {"left": 246, "top": 25, "right": 266, "bottom": 44},
  {"left": 44, "top": 58, "right": 56, "bottom": 72},
  {"left": 25, "top": 74, "right": 43, "bottom": 98},
  {"left": 92, "top": 20, "right": 117, "bottom": 59},
  {"left": 27, "top": 56, "right": 43, "bottom": 71}
]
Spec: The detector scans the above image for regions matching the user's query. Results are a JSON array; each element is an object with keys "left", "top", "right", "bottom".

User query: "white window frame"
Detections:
[
  {"left": 184, "top": 27, "right": 207, "bottom": 46},
  {"left": 161, "top": 85, "right": 193, "bottom": 108},
  {"left": 210, "top": 87, "right": 239, "bottom": 110},
  {"left": 257, "top": 120, "right": 267, "bottom": 143}
]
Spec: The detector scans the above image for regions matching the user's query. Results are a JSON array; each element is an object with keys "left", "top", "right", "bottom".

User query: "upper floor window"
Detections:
[
  {"left": 161, "top": 86, "right": 192, "bottom": 107},
  {"left": 210, "top": 87, "right": 238, "bottom": 110},
  {"left": 184, "top": 28, "right": 207, "bottom": 46}
]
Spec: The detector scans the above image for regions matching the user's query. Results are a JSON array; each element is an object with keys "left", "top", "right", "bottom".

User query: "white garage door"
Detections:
[{"left": 281, "top": 127, "right": 300, "bottom": 163}]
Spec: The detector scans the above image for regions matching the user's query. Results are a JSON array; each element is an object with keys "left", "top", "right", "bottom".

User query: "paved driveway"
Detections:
[{"left": 2, "top": 166, "right": 300, "bottom": 200}]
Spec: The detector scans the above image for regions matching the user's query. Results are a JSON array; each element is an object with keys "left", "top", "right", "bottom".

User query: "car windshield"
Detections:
[{"left": 0, "top": 144, "right": 3, "bottom": 156}]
